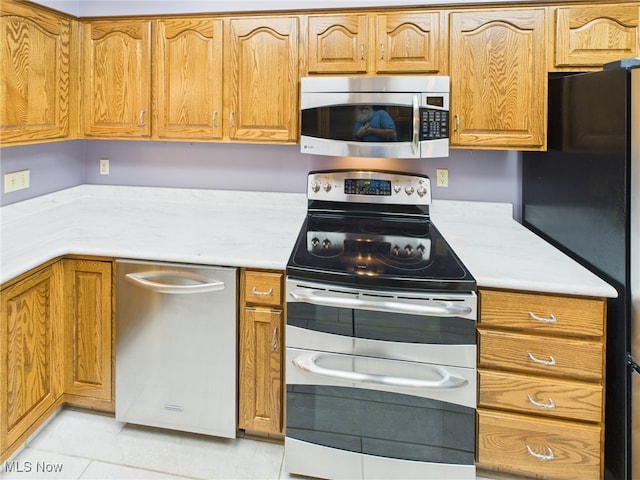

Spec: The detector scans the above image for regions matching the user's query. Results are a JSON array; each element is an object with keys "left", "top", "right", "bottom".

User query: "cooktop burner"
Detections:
[{"left": 286, "top": 170, "right": 475, "bottom": 292}]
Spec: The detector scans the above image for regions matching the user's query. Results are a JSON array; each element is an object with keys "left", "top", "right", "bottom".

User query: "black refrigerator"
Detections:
[{"left": 522, "top": 60, "right": 639, "bottom": 480}]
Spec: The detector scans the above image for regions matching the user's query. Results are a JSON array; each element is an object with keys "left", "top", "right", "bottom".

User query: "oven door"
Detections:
[{"left": 284, "top": 278, "right": 477, "bottom": 480}]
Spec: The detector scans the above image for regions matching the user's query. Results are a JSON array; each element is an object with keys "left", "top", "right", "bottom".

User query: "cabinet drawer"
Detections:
[
  {"left": 479, "top": 369, "right": 603, "bottom": 423},
  {"left": 478, "top": 330, "right": 603, "bottom": 381},
  {"left": 479, "top": 289, "right": 605, "bottom": 337},
  {"left": 244, "top": 271, "right": 283, "bottom": 307},
  {"left": 477, "top": 409, "right": 602, "bottom": 480}
]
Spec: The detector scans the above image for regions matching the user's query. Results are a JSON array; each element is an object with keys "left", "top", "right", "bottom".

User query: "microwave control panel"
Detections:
[{"left": 420, "top": 109, "right": 449, "bottom": 140}]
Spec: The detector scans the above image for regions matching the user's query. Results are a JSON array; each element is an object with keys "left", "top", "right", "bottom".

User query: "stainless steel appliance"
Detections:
[
  {"left": 116, "top": 260, "right": 237, "bottom": 438},
  {"left": 300, "top": 76, "right": 449, "bottom": 159},
  {"left": 522, "top": 58, "right": 639, "bottom": 480},
  {"left": 284, "top": 170, "right": 477, "bottom": 480}
]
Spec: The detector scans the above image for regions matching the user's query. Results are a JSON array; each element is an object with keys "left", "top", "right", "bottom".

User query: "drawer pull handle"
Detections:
[
  {"left": 526, "top": 444, "right": 555, "bottom": 461},
  {"left": 528, "top": 311, "right": 557, "bottom": 324},
  {"left": 252, "top": 287, "right": 273, "bottom": 296},
  {"left": 527, "top": 394, "right": 556, "bottom": 409},
  {"left": 527, "top": 352, "right": 556, "bottom": 366}
]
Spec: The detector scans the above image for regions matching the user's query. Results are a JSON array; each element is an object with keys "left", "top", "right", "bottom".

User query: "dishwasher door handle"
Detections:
[{"left": 125, "top": 271, "right": 225, "bottom": 294}]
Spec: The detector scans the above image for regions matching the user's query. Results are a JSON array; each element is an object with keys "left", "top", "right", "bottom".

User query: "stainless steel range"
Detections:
[{"left": 284, "top": 170, "right": 477, "bottom": 480}]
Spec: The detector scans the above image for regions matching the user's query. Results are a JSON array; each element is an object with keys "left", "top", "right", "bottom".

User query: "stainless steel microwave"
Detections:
[{"left": 300, "top": 76, "right": 449, "bottom": 159}]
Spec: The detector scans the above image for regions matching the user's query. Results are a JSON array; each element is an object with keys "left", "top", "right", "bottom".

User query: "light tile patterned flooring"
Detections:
[{"left": 1, "top": 408, "right": 523, "bottom": 480}]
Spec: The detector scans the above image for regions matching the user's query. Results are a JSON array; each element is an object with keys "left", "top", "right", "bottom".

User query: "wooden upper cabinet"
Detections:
[
  {"left": 306, "top": 11, "right": 443, "bottom": 75},
  {"left": 82, "top": 19, "right": 151, "bottom": 138},
  {"left": 154, "top": 18, "right": 223, "bottom": 140},
  {"left": 375, "top": 11, "right": 443, "bottom": 74},
  {"left": 0, "top": 1, "right": 70, "bottom": 144},
  {"left": 449, "top": 9, "right": 546, "bottom": 150},
  {"left": 552, "top": 3, "right": 640, "bottom": 70},
  {"left": 227, "top": 17, "right": 299, "bottom": 143},
  {"left": 307, "top": 14, "right": 368, "bottom": 74}
]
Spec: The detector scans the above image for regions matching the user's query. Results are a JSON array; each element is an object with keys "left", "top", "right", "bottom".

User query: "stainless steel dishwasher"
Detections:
[{"left": 115, "top": 259, "right": 237, "bottom": 438}]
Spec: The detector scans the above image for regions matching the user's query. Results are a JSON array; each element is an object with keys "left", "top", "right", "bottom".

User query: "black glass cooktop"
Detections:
[{"left": 286, "top": 213, "right": 476, "bottom": 292}]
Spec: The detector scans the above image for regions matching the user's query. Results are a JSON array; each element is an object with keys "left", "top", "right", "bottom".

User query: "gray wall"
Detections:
[{"left": 1, "top": 140, "right": 522, "bottom": 216}]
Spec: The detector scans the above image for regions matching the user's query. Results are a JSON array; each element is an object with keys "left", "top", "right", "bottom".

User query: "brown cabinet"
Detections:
[
  {"left": 227, "top": 17, "right": 299, "bottom": 142},
  {"left": 449, "top": 8, "right": 546, "bottom": 150},
  {"left": 153, "top": 18, "right": 224, "bottom": 140},
  {"left": 551, "top": 3, "right": 640, "bottom": 71},
  {"left": 0, "top": 263, "right": 63, "bottom": 460},
  {"left": 62, "top": 259, "right": 113, "bottom": 408},
  {"left": 306, "top": 11, "right": 444, "bottom": 75},
  {"left": 238, "top": 269, "right": 284, "bottom": 435},
  {"left": 0, "top": 1, "right": 71, "bottom": 145},
  {"left": 477, "top": 288, "right": 607, "bottom": 480},
  {"left": 82, "top": 19, "right": 151, "bottom": 138}
]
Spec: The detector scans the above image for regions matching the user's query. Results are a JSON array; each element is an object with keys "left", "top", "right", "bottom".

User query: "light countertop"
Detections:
[{"left": 0, "top": 185, "right": 617, "bottom": 298}]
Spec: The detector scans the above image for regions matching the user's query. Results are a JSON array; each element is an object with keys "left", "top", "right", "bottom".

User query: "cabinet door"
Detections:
[
  {"left": 449, "top": 9, "right": 546, "bottom": 150},
  {"left": 62, "top": 259, "right": 112, "bottom": 405},
  {"left": 0, "top": 265, "right": 62, "bottom": 454},
  {"left": 227, "top": 17, "right": 299, "bottom": 142},
  {"left": 375, "top": 11, "right": 443, "bottom": 74},
  {"left": 0, "top": 2, "right": 70, "bottom": 144},
  {"left": 553, "top": 4, "right": 639, "bottom": 69},
  {"left": 239, "top": 307, "right": 283, "bottom": 434},
  {"left": 82, "top": 19, "right": 151, "bottom": 137},
  {"left": 154, "top": 18, "right": 223, "bottom": 140},
  {"left": 307, "top": 14, "right": 368, "bottom": 74}
]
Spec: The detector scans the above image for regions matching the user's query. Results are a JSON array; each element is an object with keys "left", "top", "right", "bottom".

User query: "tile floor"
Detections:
[{"left": 1, "top": 408, "right": 522, "bottom": 480}]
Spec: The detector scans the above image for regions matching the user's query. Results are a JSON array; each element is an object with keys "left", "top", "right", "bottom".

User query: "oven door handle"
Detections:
[
  {"left": 289, "top": 289, "right": 472, "bottom": 317},
  {"left": 292, "top": 352, "right": 468, "bottom": 389}
]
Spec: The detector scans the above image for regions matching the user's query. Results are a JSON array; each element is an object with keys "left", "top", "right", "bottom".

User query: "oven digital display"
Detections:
[{"left": 344, "top": 179, "right": 392, "bottom": 196}]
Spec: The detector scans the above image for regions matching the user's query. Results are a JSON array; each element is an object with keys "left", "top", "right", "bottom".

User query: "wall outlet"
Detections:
[
  {"left": 100, "top": 158, "right": 110, "bottom": 175},
  {"left": 3, "top": 170, "right": 30, "bottom": 193},
  {"left": 436, "top": 168, "right": 448, "bottom": 187}
]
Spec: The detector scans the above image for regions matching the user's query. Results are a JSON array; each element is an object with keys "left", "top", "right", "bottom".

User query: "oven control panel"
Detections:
[{"left": 307, "top": 170, "right": 431, "bottom": 205}]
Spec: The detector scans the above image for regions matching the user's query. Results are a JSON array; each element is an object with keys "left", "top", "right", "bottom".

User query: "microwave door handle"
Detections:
[
  {"left": 293, "top": 352, "right": 468, "bottom": 389},
  {"left": 412, "top": 95, "right": 419, "bottom": 155},
  {"left": 289, "top": 289, "right": 472, "bottom": 317}
]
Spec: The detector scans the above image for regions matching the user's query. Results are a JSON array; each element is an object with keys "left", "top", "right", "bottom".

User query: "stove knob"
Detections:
[
  {"left": 404, "top": 245, "right": 413, "bottom": 256},
  {"left": 310, "top": 181, "right": 320, "bottom": 193},
  {"left": 405, "top": 186, "right": 415, "bottom": 195},
  {"left": 392, "top": 246, "right": 400, "bottom": 256},
  {"left": 417, "top": 186, "right": 427, "bottom": 197},
  {"left": 323, "top": 182, "right": 332, "bottom": 192},
  {"left": 393, "top": 184, "right": 402, "bottom": 194},
  {"left": 417, "top": 244, "right": 425, "bottom": 256},
  {"left": 322, "top": 239, "right": 332, "bottom": 249},
  {"left": 311, "top": 237, "right": 320, "bottom": 248}
]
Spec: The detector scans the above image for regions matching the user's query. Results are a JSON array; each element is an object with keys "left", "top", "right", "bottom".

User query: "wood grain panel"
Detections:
[
  {"left": 375, "top": 11, "right": 441, "bottom": 74},
  {"left": 479, "top": 369, "right": 603, "bottom": 423},
  {"left": 63, "top": 259, "right": 112, "bottom": 402},
  {"left": 0, "top": 1, "right": 70, "bottom": 143},
  {"left": 554, "top": 4, "right": 639, "bottom": 67},
  {"left": 244, "top": 271, "right": 283, "bottom": 307},
  {"left": 478, "top": 329, "right": 604, "bottom": 381},
  {"left": 238, "top": 307, "right": 283, "bottom": 433},
  {"left": 307, "top": 14, "right": 368, "bottom": 73},
  {"left": 477, "top": 409, "right": 602, "bottom": 480},
  {"left": 0, "top": 266, "right": 60, "bottom": 452},
  {"left": 154, "top": 18, "right": 223, "bottom": 139},
  {"left": 479, "top": 289, "right": 605, "bottom": 337},
  {"left": 449, "top": 9, "right": 546, "bottom": 149}
]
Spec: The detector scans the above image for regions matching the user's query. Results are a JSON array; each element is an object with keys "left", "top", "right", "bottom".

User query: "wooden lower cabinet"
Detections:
[
  {"left": 477, "top": 288, "right": 606, "bottom": 480},
  {"left": 0, "top": 257, "right": 114, "bottom": 462},
  {"left": 0, "top": 263, "right": 63, "bottom": 459},
  {"left": 238, "top": 269, "right": 284, "bottom": 435},
  {"left": 62, "top": 259, "right": 113, "bottom": 409}
]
